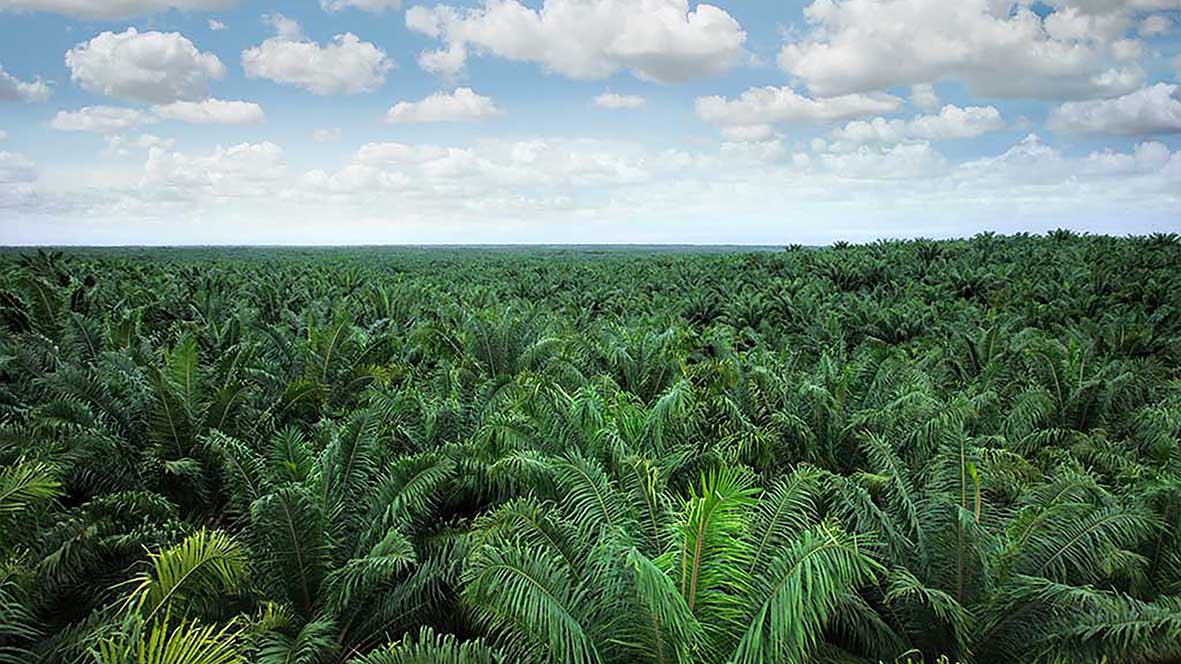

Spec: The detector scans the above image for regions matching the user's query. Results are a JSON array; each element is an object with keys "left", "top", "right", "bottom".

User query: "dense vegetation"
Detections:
[{"left": 1, "top": 235, "right": 1180, "bottom": 664}]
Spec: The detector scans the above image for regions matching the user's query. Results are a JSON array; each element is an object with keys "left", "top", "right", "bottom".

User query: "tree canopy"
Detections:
[{"left": 1, "top": 235, "right": 1179, "bottom": 663}]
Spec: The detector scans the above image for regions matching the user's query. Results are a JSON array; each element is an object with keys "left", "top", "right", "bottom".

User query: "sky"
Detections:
[{"left": 0, "top": 0, "right": 1179, "bottom": 245}]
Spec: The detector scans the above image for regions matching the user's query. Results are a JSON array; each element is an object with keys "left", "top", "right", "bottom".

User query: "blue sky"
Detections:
[{"left": 1, "top": 0, "right": 1179, "bottom": 245}]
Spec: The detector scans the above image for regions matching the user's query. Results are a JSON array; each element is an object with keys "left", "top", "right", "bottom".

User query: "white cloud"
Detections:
[
  {"left": 66, "top": 29, "right": 225, "bottom": 104},
  {"left": 909, "top": 84, "right": 940, "bottom": 113},
  {"left": 208, "top": 18, "right": 227, "bottom": 31},
  {"left": 0, "top": 65, "right": 51, "bottom": 102},
  {"left": 719, "top": 124, "right": 776, "bottom": 142},
  {"left": 1042, "top": 1, "right": 1181, "bottom": 15},
  {"left": 1048, "top": 83, "right": 1181, "bottom": 134},
  {"left": 819, "top": 142, "right": 949, "bottom": 179},
  {"left": 242, "top": 30, "right": 392, "bottom": 95},
  {"left": 828, "top": 105, "right": 1005, "bottom": 152},
  {"left": 0, "top": 151, "right": 36, "bottom": 184},
  {"left": 51, "top": 105, "right": 152, "bottom": 133},
  {"left": 387, "top": 88, "right": 502, "bottom": 123},
  {"left": 910, "top": 105, "right": 1006, "bottom": 140},
  {"left": 405, "top": 0, "right": 746, "bottom": 83},
  {"left": 0, "top": 151, "right": 37, "bottom": 210},
  {"left": 414, "top": 43, "right": 467, "bottom": 79},
  {"left": 142, "top": 142, "right": 287, "bottom": 199},
  {"left": 307, "top": 138, "right": 667, "bottom": 196},
  {"left": 1084, "top": 140, "right": 1175, "bottom": 175},
  {"left": 695, "top": 86, "right": 903, "bottom": 132},
  {"left": 1138, "top": 14, "right": 1171, "bottom": 35},
  {"left": 8, "top": 131, "right": 1180, "bottom": 244},
  {"left": 594, "top": 92, "right": 645, "bottom": 110},
  {"left": 777, "top": 0, "right": 1146, "bottom": 99},
  {"left": 321, "top": 0, "right": 400, "bottom": 12},
  {"left": 312, "top": 128, "right": 343, "bottom": 143},
  {"left": 104, "top": 133, "right": 176, "bottom": 157},
  {"left": 263, "top": 12, "right": 303, "bottom": 41},
  {"left": 0, "top": 0, "right": 236, "bottom": 20},
  {"left": 152, "top": 98, "right": 265, "bottom": 124},
  {"left": 720, "top": 138, "right": 789, "bottom": 163}
]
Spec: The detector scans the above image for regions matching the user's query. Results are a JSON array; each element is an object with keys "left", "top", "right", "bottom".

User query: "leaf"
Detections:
[
  {"left": 731, "top": 521, "right": 882, "bottom": 664},
  {"left": 251, "top": 486, "right": 329, "bottom": 617},
  {"left": 124, "top": 529, "right": 249, "bottom": 624},
  {"left": 350, "top": 626, "right": 504, "bottom": 664}
]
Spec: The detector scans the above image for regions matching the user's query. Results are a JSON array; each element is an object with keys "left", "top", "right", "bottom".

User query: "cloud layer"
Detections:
[
  {"left": 405, "top": 0, "right": 746, "bottom": 82},
  {"left": 0, "top": 0, "right": 235, "bottom": 19},
  {"left": 1049, "top": 83, "right": 1181, "bottom": 135}
]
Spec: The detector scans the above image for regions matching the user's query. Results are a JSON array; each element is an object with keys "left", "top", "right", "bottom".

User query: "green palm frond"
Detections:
[
  {"left": 0, "top": 459, "right": 60, "bottom": 523},
  {"left": 662, "top": 466, "right": 758, "bottom": 657},
  {"left": 95, "top": 616, "right": 243, "bottom": 664},
  {"left": 251, "top": 485, "right": 329, "bottom": 617},
  {"left": 350, "top": 627, "right": 504, "bottom": 664},
  {"left": 1015, "top": 576, "right": 1181, "bottom": 663},
  {"left": 730, "top": 520, "right": 882, "bottom": 664},
  {"left": 1013, "top": 504, "right": 1160, "bottom": 582},
  {"left": 463, "top": 543, "right": 599, "bottom": 664},
  {"left": 625, "top": 547, "right": 701, "bottom": 664},
  {"left": 255, "top": 616, "right": 338, "bottom": 664},
  {"left": 748, "top": 467, "right": 821, "bottom": 574},
  {"left": 123, "top": 529, "right": 249, "bottom": 624},
  {"left": 323, "top": 527, "right": 417, "bottom": 615},
  {"left": 554, "top": 451, "right": 633, "bottom": 538}
]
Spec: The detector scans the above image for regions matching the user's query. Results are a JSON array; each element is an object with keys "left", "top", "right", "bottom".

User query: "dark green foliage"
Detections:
[{"left": 0, "top": 236, "right": 1179, "bottom": 663}]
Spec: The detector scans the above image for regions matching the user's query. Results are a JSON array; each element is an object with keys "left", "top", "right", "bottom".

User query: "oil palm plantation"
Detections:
[{"left": 0, "top": 236, "right": 1179, "bottom": 663}]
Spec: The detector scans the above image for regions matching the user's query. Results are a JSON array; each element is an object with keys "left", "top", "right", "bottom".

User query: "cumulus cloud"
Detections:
[
  {"left": 305, "top": 138, "right": 666, "bottom": 197},
  {"left": 242, "top": 19, "right": 392, "bottom": 95},
  {"left": 695, "top": 86, "right": 903, "bottom": 133},
  {"left": 152, "top": 98, "right": 265, "bottom": 124},
  {"left": 66, "top": 29, "right": 225, "bottom": 104},
  {"left": 104, "top": 133, "right": 176, "bottom": 157},
  {"left": 827, "top": 106, "right": 1006, "bottom": 152},
  {"left": 0, "top": 65, "right": 51, "bottom": 102},
  {"left": 51, "top": 105, "right": 152, "bottom": 133},
  {"left": 142, "top": 142, "right": 287, "bottom": 199},
  {"left": 909, "top": 84, "right": 940, "bottom": 113},
  {"left": 263, "top": 12, "right": 303, "bottom": 41},
  {"left": 819, "top": 142, "right": 949, "bottom": 179},
  {"left": 777, "top": 0, "right": 1146, "bottom": 99},
  {"left": 1048, "top": 83, "right": 1181, "bottom": 134},
  {"left": 208, "top": 18, "right": 227, "bottom": 31},
  {"left": 312, "top": 128, "right": 343, "bottom": 143},
  {"left": 594, "top": 92, "right": 645, "bottom": 110},
  {"left": 1138, "top": 14, "right": 1171, "bottom": 35},
  {"left": 321, "top": 0, "right": 400, "bottom": 11},
  {"left": 404, "top": 0, "right": 746, "bottom": 83},
  {"left": 1084, "top": 140, "right": 1175, "bottom": 175},
  {"left": 0, "top": 0, "right": 235, "bottom": 20},
  {"left": 387, "top": 88, "right": 502, "bottom": 123}
]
